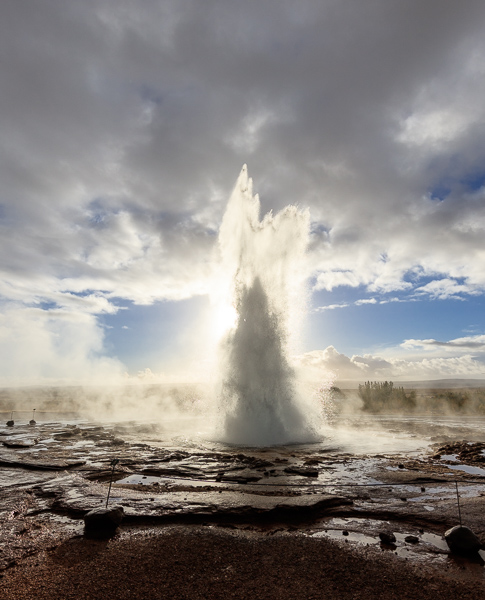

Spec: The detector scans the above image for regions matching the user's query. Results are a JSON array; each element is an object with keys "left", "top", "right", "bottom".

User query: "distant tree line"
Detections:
[
  {"left": 358, "top": 381, "right": 417, "bottom": 413},
  {"left": 420, "top": 389, "right": 485, "bottom": 414},
  {"left": 328, "top": 382, "right": 485, "bottom": 415}
]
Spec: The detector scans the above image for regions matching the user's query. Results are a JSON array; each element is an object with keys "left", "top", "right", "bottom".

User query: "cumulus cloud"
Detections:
[
  {"left": 294, "top": 346, "right": 394, "bottom": 382},
  {"left": 295, "top": 343, "right": 485, "bottom": 383},
  {"left": 415, "top": 278, "right": 480, "bottom": 300},
  {"left": 1, "top": 1, "right": 485, "bottom": 382},
  {"left": 402, "top": 335, "right": 485, "bottom": 352}
]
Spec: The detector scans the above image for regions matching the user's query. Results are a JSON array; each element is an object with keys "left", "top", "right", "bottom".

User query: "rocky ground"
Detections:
[{"left": 1, "top": 417, "right": 485, "bottom": 598}]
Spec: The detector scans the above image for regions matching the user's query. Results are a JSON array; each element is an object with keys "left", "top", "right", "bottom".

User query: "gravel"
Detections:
[{"left": 1, "top": 525, "right": 484, "bottom": 600}]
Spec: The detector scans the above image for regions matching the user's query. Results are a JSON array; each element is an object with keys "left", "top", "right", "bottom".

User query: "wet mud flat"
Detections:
[{"left": 2, "top": 417, "right": 485, "bottom": 597}]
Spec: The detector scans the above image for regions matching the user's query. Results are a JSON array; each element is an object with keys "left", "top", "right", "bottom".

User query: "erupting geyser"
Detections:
[{"left": 216, "top": 166, "right": 321, "bottom": 446}]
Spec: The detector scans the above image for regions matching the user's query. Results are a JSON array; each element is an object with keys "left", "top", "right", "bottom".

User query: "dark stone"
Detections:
[
  {"left": 445, "top": 525, "right": 482, "bottom": 555},
  {"left": 405, "top": 535, "right": 419, "bottom": 544},
  {"left": 6, "top": 420, "right": 14, "bottom": 427},
  {"left": 342, "top": 530, "right": 349, "bottom": 536},
  {"left": 379, "top": 531, "right": 396, "bottom": 544},
  {"left": 84, "top": 506, "right": 124, "bottom": 538}
]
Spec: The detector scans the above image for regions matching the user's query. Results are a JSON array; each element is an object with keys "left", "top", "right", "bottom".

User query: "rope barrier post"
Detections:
[
  {"left": 455, "top": 478, "right": 462, "bottom": 526},
  {"left": 106, "top": 459, "right": 119, "bottom": 508}
]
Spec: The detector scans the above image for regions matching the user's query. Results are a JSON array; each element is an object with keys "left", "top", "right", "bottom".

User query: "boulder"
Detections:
[
  {"left": 445, "top": 525, "right": 482, "bottom": 555},
  {"left": 84, "top": 505, "right": 124, "bottom": 538},
  {"left": 379, "top": 531, "right": 396, "bottom": 544}
]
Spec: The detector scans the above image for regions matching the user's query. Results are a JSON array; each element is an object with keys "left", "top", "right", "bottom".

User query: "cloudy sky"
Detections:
[{"left": 1, "top": 0, "right": 485, "bottom": 386}]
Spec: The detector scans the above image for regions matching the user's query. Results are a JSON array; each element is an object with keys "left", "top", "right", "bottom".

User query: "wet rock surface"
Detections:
[
  {"left": 433, "top": 441, "right": 485, "bottom": 463},
  {"left": 1, "top": 416, "right": 485, "bottom": 592}
]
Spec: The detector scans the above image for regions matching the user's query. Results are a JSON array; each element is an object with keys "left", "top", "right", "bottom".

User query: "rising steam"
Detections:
[{"left": 215, "top": 165, "right": 321, "bottom": 446}]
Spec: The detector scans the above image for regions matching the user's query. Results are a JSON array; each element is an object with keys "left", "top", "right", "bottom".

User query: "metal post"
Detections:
[
  {"left": 455, "top": 479, "right": 462, "bottom": 526},
  {"left": 106, "top": 459, "right": 119, "bottom": 508}
]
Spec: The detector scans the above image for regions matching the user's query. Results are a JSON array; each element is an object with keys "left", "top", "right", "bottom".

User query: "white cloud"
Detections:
[
  {"left": 314, "top": 270, "right": 362, "bottom": 292},
  {"left": 314, "top": 297, "right": 378, "bottom": 312},
  {"left": 295, "top": 342, "right": 485, "bottom": 383},
  {"left": 314, "top": 303, "right": 349, "bottom": 312},
  {"left": 397, "top": 109, "right": 469, "bottom": 148},
  {"left": 355, "top": 298, "right": 377, "bottom": 306},
  {"left": 415, "top": 278, "right": 480, "bottom": 300},
  {"left": 294, "top": 346, "right": 394, "bottom": 381},
  {"left": 0, "top": 304, "right": 123, "bottom": 386},
  {"left": 402, "top": 334, "right": 485, "bottom": 352}
]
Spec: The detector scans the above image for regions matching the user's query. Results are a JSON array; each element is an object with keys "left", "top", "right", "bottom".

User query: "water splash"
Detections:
[{"left": 216, "top": 165, "right": 321, "bottom": 446}]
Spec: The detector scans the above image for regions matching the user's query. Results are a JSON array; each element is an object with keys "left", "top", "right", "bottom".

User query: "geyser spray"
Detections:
[{"left": 216, "top": 165, "right": 321, "bottom": 446}]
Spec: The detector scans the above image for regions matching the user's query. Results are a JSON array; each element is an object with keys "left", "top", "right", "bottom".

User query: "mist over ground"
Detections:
[{"left": 2, "top": 380, "right": 485, "bottom": 434}]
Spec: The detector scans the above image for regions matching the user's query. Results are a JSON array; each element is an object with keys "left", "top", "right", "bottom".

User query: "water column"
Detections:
[{"left": 216, "top": 166, "right": 320, "bottom": 446}]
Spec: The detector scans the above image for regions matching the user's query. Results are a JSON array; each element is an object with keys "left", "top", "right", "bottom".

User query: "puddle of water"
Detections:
[
  {"left": 403, "top": 484, "right": 483, "bottom": 502},
  {"left": 312, "top": 529, "right": 376, "bottom": 545},
  {"left": 419, "top": 532, "right": 449, "bottom": 551},
  {"left": 117, "top": 474, "right": 162, "bottom": 486},
  {"left": 441, "top": 454, "right": 459, "bottom": 462},
  {"left": 311, "top": 517, "right": 454, "bottom": 561},
  {"left": 447, "top": 464, "right": 485, "bottom": 476}
]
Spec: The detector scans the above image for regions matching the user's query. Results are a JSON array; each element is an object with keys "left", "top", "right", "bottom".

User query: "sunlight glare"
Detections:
[{"left": 212, "top": 302, "right": 238, "bottom": 341}]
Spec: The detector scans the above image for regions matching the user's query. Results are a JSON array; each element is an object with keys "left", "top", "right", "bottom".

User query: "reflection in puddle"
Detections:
[
  {"left": 311, "top": 518, "right": 450, "bottom": 559},
  {"left": 447, "top": 464, "right": 485, "bottom": 477},
  {"left": 313, "top": 528, "right": 376, "bottom": 545}
]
